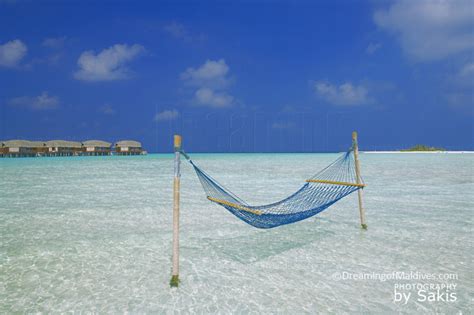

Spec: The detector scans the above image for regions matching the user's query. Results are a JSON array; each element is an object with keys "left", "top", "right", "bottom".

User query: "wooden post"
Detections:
[
  {"left": 170, "top": 135, "right": 182, "bottom": 287},
  {"left": 352, "top": 131, "right": 367, "bottom": 230}
]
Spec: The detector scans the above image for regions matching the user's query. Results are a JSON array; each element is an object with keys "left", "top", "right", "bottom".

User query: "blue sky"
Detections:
[{"left": 0, "top": 0, "right": 473, "bottom": 152}]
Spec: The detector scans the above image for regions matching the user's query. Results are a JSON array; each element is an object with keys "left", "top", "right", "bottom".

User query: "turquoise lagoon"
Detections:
[{"left": 0, "top": 153, "right": 472, "bottom": 313}]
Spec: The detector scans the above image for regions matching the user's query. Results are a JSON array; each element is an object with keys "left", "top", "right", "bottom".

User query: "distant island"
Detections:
[{"left": 401, "top": 145, "right": 446, "bottom": 152}]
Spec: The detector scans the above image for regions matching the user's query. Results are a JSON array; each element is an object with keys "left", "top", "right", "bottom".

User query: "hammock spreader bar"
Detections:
[
  {"left": 207, "top": 196, "right": 263, "bottom": 215},
  {"left": 306, "top": 179, "right": 365, "bottom": 187}
]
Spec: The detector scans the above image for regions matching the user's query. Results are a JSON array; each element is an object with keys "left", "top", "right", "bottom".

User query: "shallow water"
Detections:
[{"left": 0, "top": 153, "right": 472, "bottom": 313}]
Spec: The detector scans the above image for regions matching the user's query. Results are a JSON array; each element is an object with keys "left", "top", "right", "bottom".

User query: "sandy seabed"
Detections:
[{"left": 0, "top": 153, "right": 472, "bottom": 313}]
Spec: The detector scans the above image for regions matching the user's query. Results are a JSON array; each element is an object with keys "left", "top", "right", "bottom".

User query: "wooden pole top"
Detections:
[
  {"left": 174, "top": 135, "right": 182, "bottom": 151},
  {"left": 352, "top": 131, "right": 358, "bottom": 141}
]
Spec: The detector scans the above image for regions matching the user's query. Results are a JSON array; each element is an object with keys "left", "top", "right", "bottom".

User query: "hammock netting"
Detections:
[{"left": 186, "top": 148, "right": 364, "bottom": 229}]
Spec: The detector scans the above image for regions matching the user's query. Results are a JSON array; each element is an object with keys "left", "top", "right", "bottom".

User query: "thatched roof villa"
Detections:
[
  {"left": 1, "top": 139, "right": 146, "bottom": 157},
  {"left": 82, "top": 140, "right": 112, "bottom": 156},
  {"left": 1, "top": 140, "right": 45, "bottom": 157},
  {"left": 45, "top": 140, "right": 82, "bottom": 156},
  {"left": 115, "top": 140, "right": 144, "bottom": 155}
]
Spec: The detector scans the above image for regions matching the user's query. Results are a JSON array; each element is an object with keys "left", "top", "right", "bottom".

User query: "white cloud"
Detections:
[
  {"left": 0, "top": 39, "right": 27, "bottom": 67},
  {"left": 195, "top": 88, "right": 233, "bottom": 108},
  {"left": 74, "top": 44, "right": 145, "bottom": 81},
  {"left": 459, "top": 62, "right": 474, "bottom": 78},
  {"left": 314, "top": 81, "right": 371, "bottom": 106},
  {"left": 181, "top": 59, "right": 235, "bottom": 107},
  {"left": 366, "top": 42, "right": 382, "bottom": 54},
  {"left": 164, "top": 21, "right": 206, "bottom": 42},
  {"left": 98, "top": 104, "right": 116, "bottom": 115},
  {"left": 8, "top": 91, "right": 59, "bottom": 110},
  {"left": 154, "top": 109, "right": 179, "bottom": 121},
  {"left": 42, "top": 36, "right": 66, "bottom": 49},
  {"left": 181, "top": 59, "right": 230, "bottom": 88},
  {"left": 374, "top": 0, "right": 474, "bottom": 61}
]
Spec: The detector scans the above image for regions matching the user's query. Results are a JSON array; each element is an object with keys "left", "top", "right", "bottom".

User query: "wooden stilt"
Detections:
[
  {"left": 352, "top": 131, "right": 367, "bottom": 230},
  {"left": 170, "top": 135, "right": 182, "bottom": 287}
]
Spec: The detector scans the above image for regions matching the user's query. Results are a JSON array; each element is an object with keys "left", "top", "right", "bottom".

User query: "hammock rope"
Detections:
[{"left": 183, "top": 147, "right": 365, "bottom": 229}]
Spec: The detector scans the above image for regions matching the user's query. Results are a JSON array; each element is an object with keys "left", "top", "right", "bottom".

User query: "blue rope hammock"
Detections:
[{"left": 183, "top": 147, "right": 365, "bottom": 229}]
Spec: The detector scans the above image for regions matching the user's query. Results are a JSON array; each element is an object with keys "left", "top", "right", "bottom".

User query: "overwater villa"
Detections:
[
  {"left": 1, "top": 139, "right": 146, "bottom": 157},
  {"left": 0, "top": 140, "right": 44, "bottom": 157},
  {"left": 81, "top": 140, "right": 112, "bottom": 156},
  {"left": 115, "top": 140, "right": 144, "bottom": 155},
  {"left": 45, "top": 140, "right": 82, "bottom": 156}
]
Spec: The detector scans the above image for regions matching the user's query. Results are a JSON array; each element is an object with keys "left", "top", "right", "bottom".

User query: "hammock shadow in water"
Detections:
[{"left": 200, "top": 218, "right": 337, "bottom": 264}]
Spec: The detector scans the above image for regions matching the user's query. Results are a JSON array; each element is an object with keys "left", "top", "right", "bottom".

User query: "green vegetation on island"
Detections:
[{"left": 401, "top": 145, "right": 446, "bottom": 152}]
